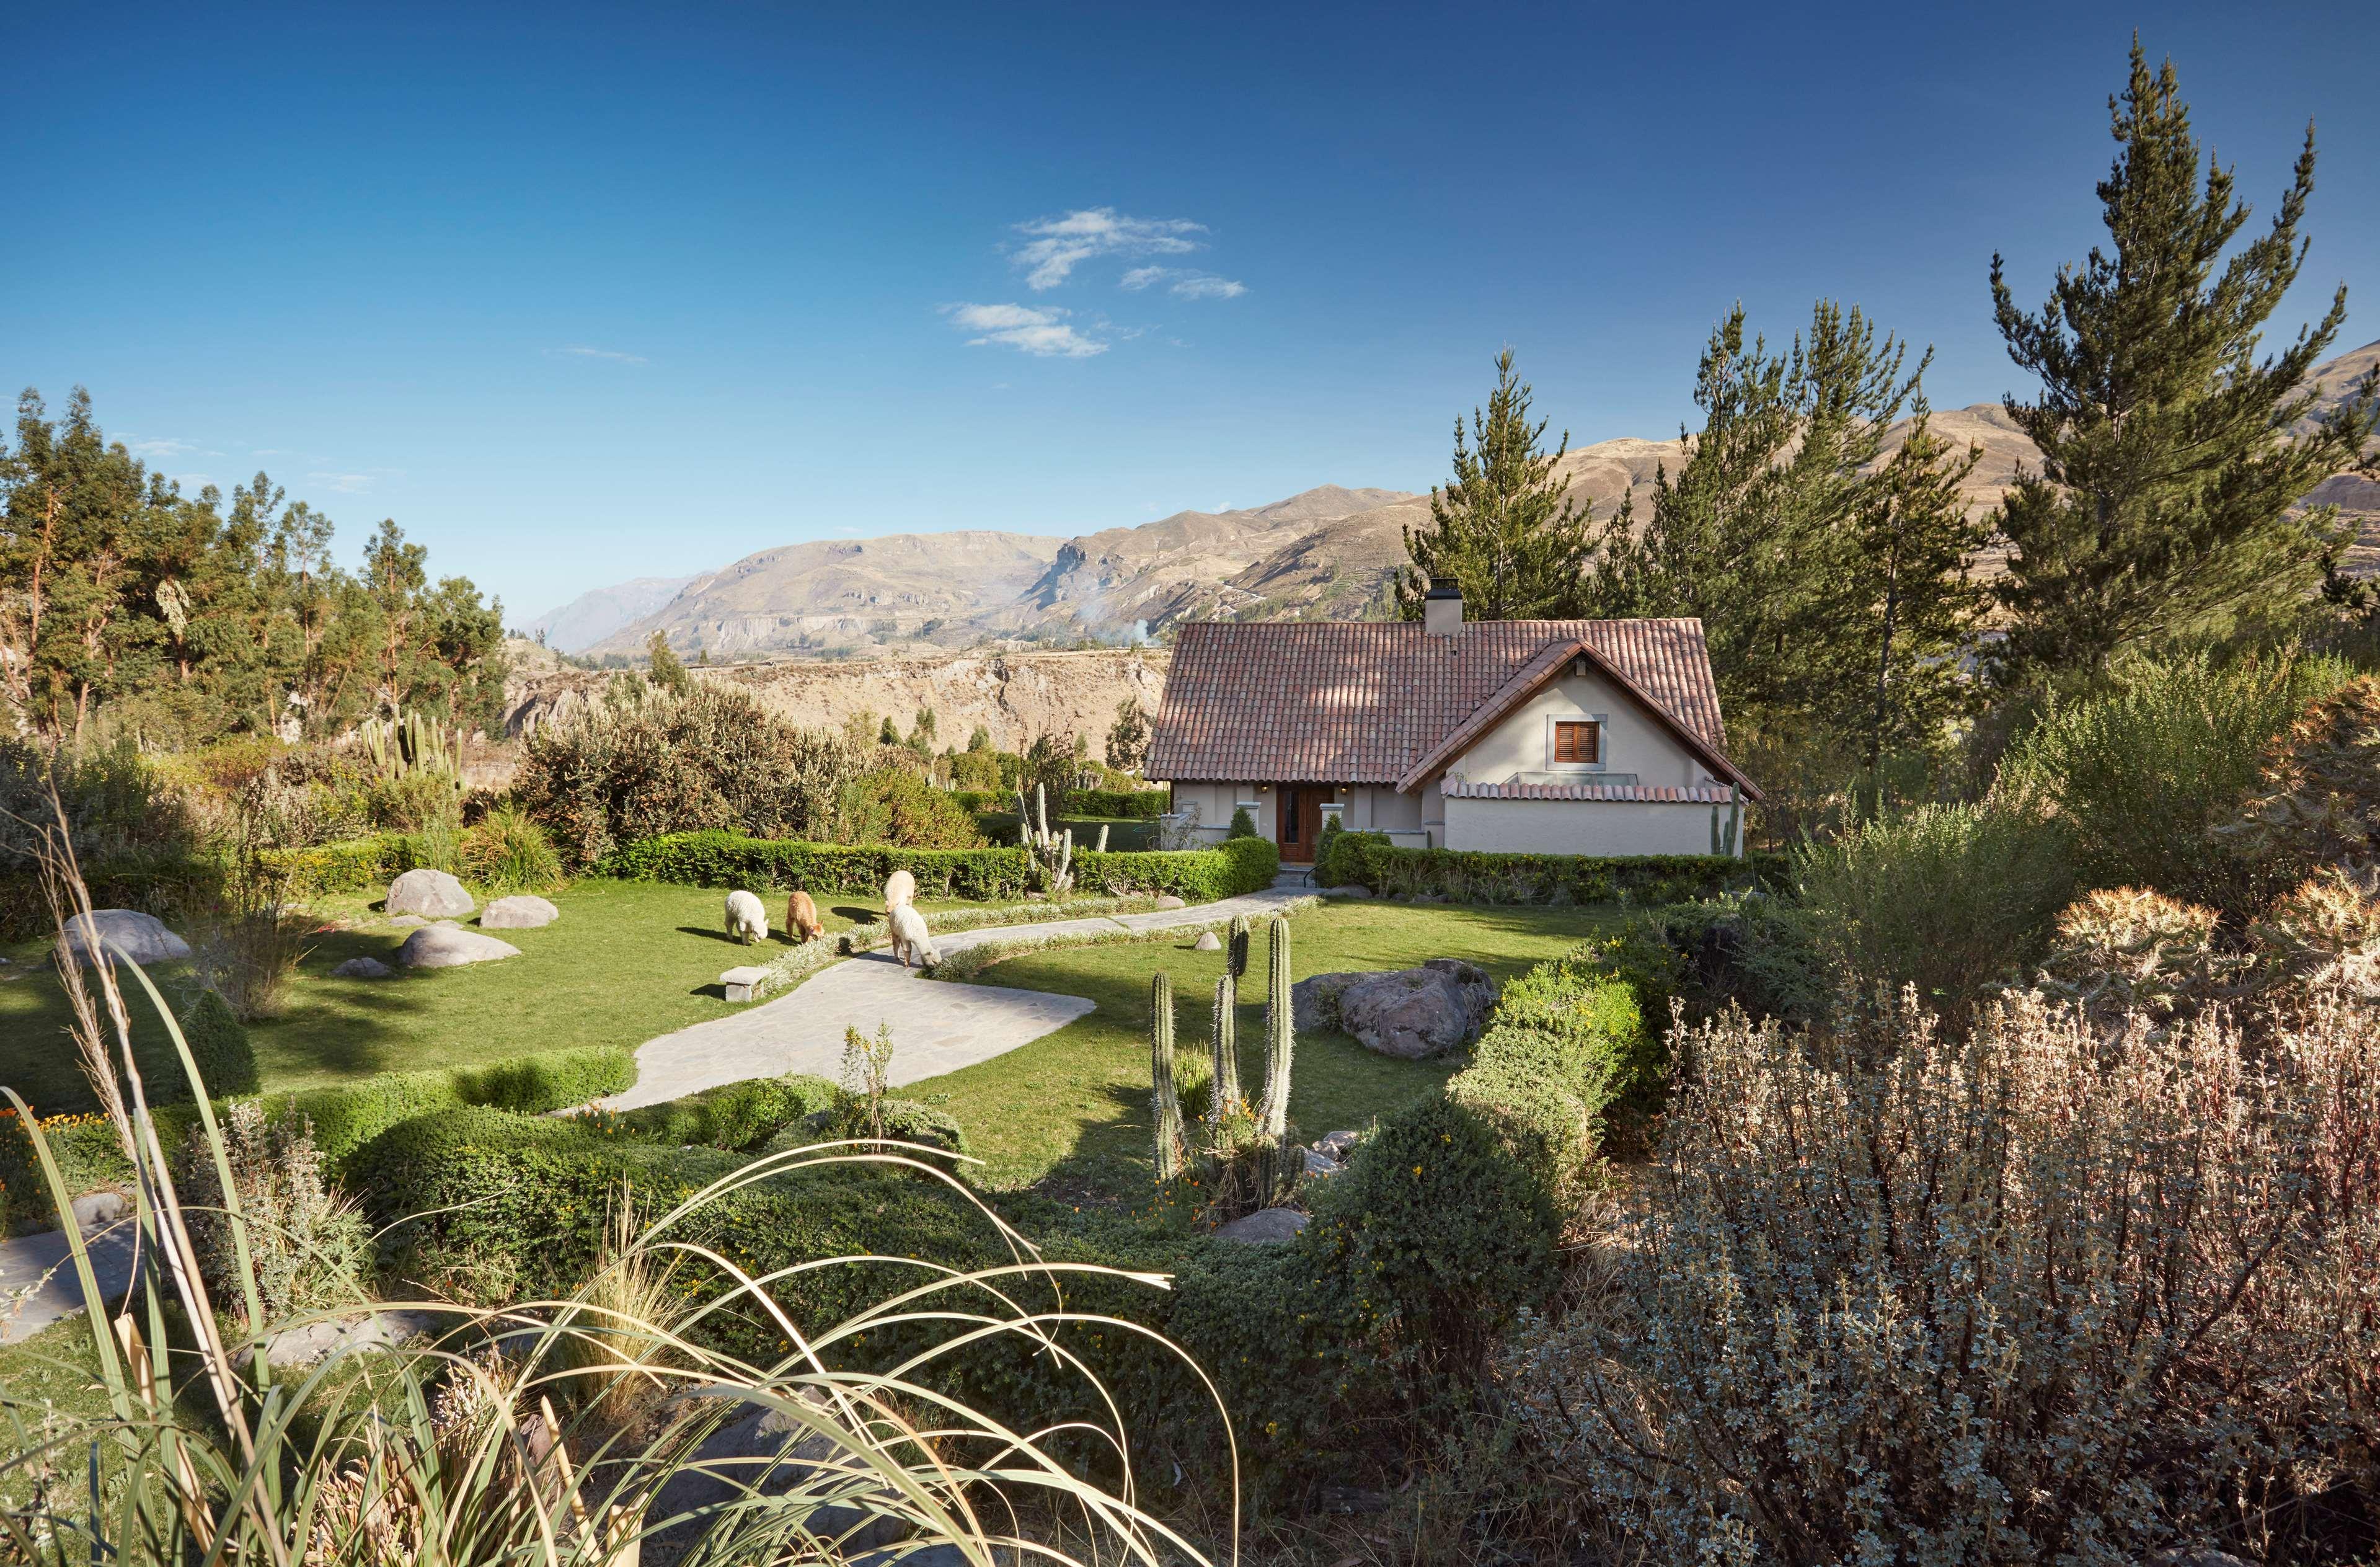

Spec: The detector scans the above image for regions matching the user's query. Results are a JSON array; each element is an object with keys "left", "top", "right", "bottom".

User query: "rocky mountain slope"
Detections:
[
  {"left": 523, "top": 574, "right": 697, "bottom": 654},
  {"left": 535, "top": 340, "right": 2376, "bottom": 658}
]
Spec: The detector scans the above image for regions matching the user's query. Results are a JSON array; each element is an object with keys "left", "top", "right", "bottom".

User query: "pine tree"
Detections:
[
  {"left": 1399, "top": 348, "right": 1595, "bottom": 621},
  {"left": 1583, "top": 303, "right": 1962, "bottom": 737},
  {"left": 1988, "top": 40, "right": 2379, "bottom": 677},
  {"left": 1829, "top": 409, "right": 1988, "bottom": 768}
]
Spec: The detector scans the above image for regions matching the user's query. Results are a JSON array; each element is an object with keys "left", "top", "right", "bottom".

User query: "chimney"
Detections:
[{"left": 1423, "top": 576, "right": 1464, "bottom": 637}]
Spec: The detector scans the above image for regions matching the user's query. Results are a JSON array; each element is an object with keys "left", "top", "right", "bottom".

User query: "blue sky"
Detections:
[{"left": 9, "top": 1, "right": 2378, "bottom": 624}]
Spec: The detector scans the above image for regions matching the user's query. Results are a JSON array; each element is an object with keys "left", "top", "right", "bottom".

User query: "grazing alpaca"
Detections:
[
  {"left": 883, "top": 869, "right": 917, "bottom": 911},
  {"left": 786, "top": 889, "right": 825, "bottom": 944},
  {"left": 724, "top": 889, "right": 768, "bottom": 944},
  {"left": 887, "top": 902, "right": 938, "bottom": 969}
]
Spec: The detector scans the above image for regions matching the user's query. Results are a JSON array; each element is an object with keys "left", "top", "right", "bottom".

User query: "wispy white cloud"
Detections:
[
  {"left": 171, "top": 473, "right": 217, "bottom": 491},
  {"left": 1009, "top": 208, "right": 1205, "bottom": 290},
  {"left": 1119, "top": 265, "right": 1245, "bottom": 300},
  {"left": 555, "top": 345, "right": 649, "bottom": 365},
  {"left": 942, "top": 302, "right": 1107, "bottom": 358},
  {"left": 120, "top": 433, "right": 226, "bottom": 460},
  {"left": 306, "top": 466, "right": 402, "bottom": 495}
]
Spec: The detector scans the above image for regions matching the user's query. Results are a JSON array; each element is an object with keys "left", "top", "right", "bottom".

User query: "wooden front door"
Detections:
[{"left": 1276, "top": 785, "right": 1330, "bottom": 863}]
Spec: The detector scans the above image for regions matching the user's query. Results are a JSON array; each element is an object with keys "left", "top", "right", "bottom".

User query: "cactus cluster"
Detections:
[
  {"left": 1256, "top": 915, "right": 1294, "bottom": 1144},
  {"left": 361, "top": 708, "right": 462, "bottom": 781},
  {"left": 1017, "top": 782, "right": 1076, "bottom": 896},
  {"left": 1208, "top": 913, "right": 1249, "bottom": 1114},
  {"left": 1153, "top": 910, "right": 1303, "bottom": 1212}
]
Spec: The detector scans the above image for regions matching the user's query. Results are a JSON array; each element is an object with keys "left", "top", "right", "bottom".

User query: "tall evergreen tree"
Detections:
[
  {"left": 1582, "top": 301, "right": 1976, "bottom": 740},
  {"left": 1989, "top": 40, "right": 2379, "bottom": 677},
  {"left": 1399, "top": 348, "right": 1595, "bottom": 620}
]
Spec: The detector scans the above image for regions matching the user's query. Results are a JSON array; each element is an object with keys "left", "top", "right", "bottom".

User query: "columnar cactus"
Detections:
[
  {"left": 1209, "top": 972, "right": 1242, "bottom": 1115},
  {"left": 1710, "top": 781, "right": 1742, "bottom": 858},
  {"left": 1017, "top": 782, "right": 1076, "bottom": 896},
  {"left": 1226, "top": 913, "right": 1250, "bottom": 979},
  {"left": 1151, "top": 971, "right": 1185, "bottom": 1182},
  {"left": 1256, "top": 915, "right": 1294, "bottom": 1143}
]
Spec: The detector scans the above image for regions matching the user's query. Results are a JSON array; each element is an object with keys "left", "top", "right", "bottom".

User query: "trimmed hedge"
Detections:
[
  {"left": 255, "top": 833, "right": 414, "bottom": 897},
  {"left": 1321, "top": 830, "right": 1785, "bottom": 905},
  {"left": 177, "top": 988, "right": 260, "bottom": 1099},
  {"left": 0, "top": 855, "right": 223, "bottom": 942},
  {"left": 0, "top": 1043, "right": 636, "bottom": 1229},
  {"left": 594, "top": 830, "right": 1278, "bottom": 904}
]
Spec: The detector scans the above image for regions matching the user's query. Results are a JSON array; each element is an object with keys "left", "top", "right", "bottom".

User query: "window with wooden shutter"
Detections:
[{"left": 1553, "top": 720, "right": 1599, "bottom": 765}]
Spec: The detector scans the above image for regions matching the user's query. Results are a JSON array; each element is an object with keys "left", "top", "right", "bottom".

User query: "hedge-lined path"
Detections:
[{"left": 598, "top": 886, "right": 1309, "bottom": 1111}]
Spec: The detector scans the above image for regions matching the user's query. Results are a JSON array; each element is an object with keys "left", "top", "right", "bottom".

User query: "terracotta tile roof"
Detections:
[
  {"left": 1444, "top": 779, "right": 1742, "bottom": 803},
  {"left": 1148, "top": 617, "right": 1749, "bottom": 793}
]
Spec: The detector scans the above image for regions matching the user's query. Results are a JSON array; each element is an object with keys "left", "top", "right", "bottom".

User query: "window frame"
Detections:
[{"left": 1545, "top": 713, "right": 1608, "bottom": 771}]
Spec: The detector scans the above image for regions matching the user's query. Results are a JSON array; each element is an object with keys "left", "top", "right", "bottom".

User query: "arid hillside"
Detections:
[{"left": 500, "top": 644, "right": 1168, "bottom": 758}]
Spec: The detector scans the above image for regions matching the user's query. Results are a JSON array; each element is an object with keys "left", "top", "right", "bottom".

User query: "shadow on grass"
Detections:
[
  {"left": 674, "top": 925, "right": 751, "bottom": 945},
  {"left": 830, "top": 905, "right": 885, "bottom": 925}
]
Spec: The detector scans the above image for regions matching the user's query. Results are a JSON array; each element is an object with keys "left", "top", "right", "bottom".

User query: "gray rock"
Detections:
[
  {"left": 645, "top": 1392, "right": 909, "bottom": 1560},
  {"left": 332, "top": 956, "right": 394, "bottom": 979},
  {"left": 1301, "top": 1148, "right": 1343, "bottom": 1179},
  {"left": 1313, "top": 1129, "right": 1363, "bottom": 1160},
  {"left": 1152, "top": 895, "right": 1187, "bottom": 910},
  {"left": 480, "top": 894, "right": 559, "bottom": 929},
  {"left": 1322, "top": 885, "right": 1373, "bottom": 899},
  {"left": 1291, "top": 971, "right": 1363, "bottom": 1032},
  {"left": 56, "top": 910, "right": 190, "bottom": 969},
  {"left": 386, "top": 868, "right": 475, "bottom": 920},
  {"left": 70, "top": 1190, "right": 127, "bottom": 1235},
  {"left": 1192, "top": 930, "right": 1223, "bottom": 952},
  {"left": 396, "top": 925, "right": 520, "bottom": 970},
  {"left": 386, "top": 913, "right": 427, "bottom": 928},
  {"left": 1215, "top": 1207, "right": 1309, "bottom": 1245},
  {"left": 234, "top": 1308, "right": 445, "bottom": 1371},
  {"left": 1334, "top": 959, "right": 1497, "bottom": 1060}
]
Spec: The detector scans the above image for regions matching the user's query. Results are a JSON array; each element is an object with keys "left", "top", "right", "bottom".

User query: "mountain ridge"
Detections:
[{"left": 534, "top": 341, "right": 2376, "bottom": 661}]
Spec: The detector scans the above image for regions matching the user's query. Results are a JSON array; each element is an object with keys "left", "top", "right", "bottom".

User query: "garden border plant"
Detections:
[{"left": 1316, "top": 830, "right": 1784, "bottom": 905}]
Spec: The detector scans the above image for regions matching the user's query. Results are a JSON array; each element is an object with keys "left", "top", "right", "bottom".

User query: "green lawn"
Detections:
[
  {"left": 908, "top": 899, "right": 1622, "bottom": 1203},
  {"left": 0, "top": 880, "right": 934, "bottom": 1114}
]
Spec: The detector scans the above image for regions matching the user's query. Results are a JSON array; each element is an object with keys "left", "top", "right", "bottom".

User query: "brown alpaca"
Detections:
[{"left": 785, "top": 889, "right": 825, "bottom": 944}]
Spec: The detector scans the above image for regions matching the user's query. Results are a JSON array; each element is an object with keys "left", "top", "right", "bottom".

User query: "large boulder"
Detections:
[
  {"left": 386, "top": 868, "right": 474, "bottom": 920},
  {"left": 1330, "top": 959, "right": 1498, "bottom": 1060},
  {"left": 56, "top": 910, "right": 190, "bottom": 968},
  {"left": 480, "top": 894, "right": 559, "bottom": 930},
  {"left": 396, "top": 925, "right": 520, "bottom": 970},
  {"left": 1291, "top": 971, "right": 1363, "bottom": 1032},
  {"left": 1216, "top": 1207, "right": 1309, "bottom": 1245},
  {"left": 645, "top": 1392, "right": 911, "bottom": 1560},
  {"left": 332, "top": 956, "right": 395, "bottom": 979}
]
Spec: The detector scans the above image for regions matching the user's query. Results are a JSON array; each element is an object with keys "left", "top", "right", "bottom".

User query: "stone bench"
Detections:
[{"left": 720, "top": 965, "right": 770, "bottom": 1003}]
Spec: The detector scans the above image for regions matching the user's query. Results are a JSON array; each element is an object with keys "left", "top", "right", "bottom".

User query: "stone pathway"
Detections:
[
  {"left": 599, "top": 886, "right": 1307, "bottom": 1111},
  {"left": 1, "top": 1222, "right": 139, "bottom": 1346}
]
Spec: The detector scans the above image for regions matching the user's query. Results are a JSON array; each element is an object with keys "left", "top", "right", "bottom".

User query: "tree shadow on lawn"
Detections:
[{"left": 829, "top": 905, "right": 886, "bottom": 926}]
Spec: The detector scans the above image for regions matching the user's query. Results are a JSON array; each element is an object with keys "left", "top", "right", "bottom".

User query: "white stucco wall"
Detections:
[
  {"left": 1167, "top": 781, "right": 1270, "bottom": 840},
  {"left": 1443, "top": 797, "right": 1722, "bottom": 856},
  {"left": 1448, "top": 669, "right": 1714, "bottom": 791}
]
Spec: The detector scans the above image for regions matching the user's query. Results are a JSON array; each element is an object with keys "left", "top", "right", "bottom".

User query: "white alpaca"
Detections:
[
  {"left": 883, "top": 869, "right": 917, "bottom": 910},
  {"left": 887, "top": 902, "right": 938, "bottom": 969},
  {"left": 724, "top": 889, "right": 768, "bottom": 944}
]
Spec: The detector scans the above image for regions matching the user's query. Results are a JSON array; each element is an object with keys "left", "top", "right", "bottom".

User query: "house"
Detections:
[{"left": 1145, "top": 579, "right": 1760, "bottom": 863}]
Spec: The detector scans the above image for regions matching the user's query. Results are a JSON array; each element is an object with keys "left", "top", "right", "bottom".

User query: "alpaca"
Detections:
[
  {"left": 883, "top": 869, "right": 917, "bottom": 911},
  {"left": 724, "top": 889, "right": 768, "bottom": 944},
  {"left": 887, "top": 902, "right": 938, "bottom": 969},
  {"left": 786, "top": 888, "right": 825, "bottom": 944}
]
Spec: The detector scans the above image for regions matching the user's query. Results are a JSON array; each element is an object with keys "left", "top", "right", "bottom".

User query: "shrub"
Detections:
[
  {"left": 179, "top": 1099, "right": 370, "bottom": 1321},
  {"left": 517, "top": 685, "right": 865, "bottom": 867},
  {"left": 1509, "top": 988, "right": 2380, "bottom": 1562},
  {"left": 610, "top": 1073, "right": 838, "bottom": 1151},
  {"left": 188, "top": 876, "right": 312, "bottom": 1023},
  {"left": 458, "top": 799, "right": 565, "bottom": 892},
  {"left": 1793, "top": 800, "right": 2073, "bottom": 1014},
  {"left": 254, "top": 832, "right": 412, "bottom": 897},
  {"left": 2001, "top": 651, "right": 2337, "bottom": 914},
  {"left": 2226, "top": 673, "right": 2380, "bottom": 889},
  {"left": 1065, "top": 788, "right": 1169, "bottom": 819},
  {"left": 0, "top": 1109, "right": 138, "bottom": 1229},
  {"left": 177, "top": 987, "right": 262, "bottom": 1097},
  {"left": 1226, "top": 805, "right": 1257, "bottom": 840},
  {"left": 836, "top": 766, "right": 983, "bottom": 850}
]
